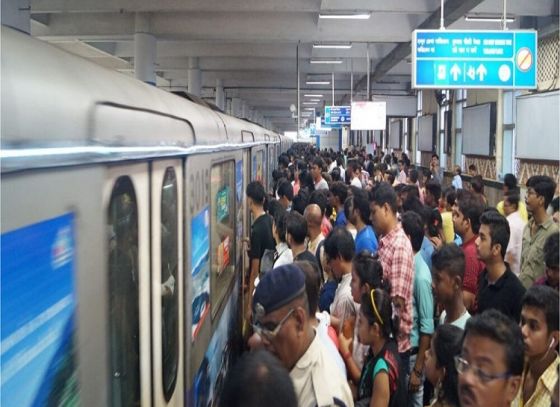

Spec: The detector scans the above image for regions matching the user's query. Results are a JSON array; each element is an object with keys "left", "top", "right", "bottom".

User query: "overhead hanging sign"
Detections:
[
  {"left": 351, "top": 101, "right": 386, "bottom": 130},
  {"left": 325, "top": 106, "right": 351, "bottom": 125},
  {"left": 412, "top": 30, "right": 537, "bottom": 89}
]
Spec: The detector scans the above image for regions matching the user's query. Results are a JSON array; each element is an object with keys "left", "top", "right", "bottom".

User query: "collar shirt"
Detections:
[
  {"left": 461, "top": 235, "right": 485, "bottom": 297},
  {"left": 506, "top": 211, "right": 526, "bottom": 276},
  {"left": 377, "top": 224, "right": 414, "bottom": 353},
  {"left": 452, "top": 174, "right": 463, "bottom": 190},
  {"left": 308, "top": 233, "right": 325, "bottom": 257},
  {"left": 519, "top": 216, "right": 559, "bottom": 288},
  {"left": 315, "top": 178, "right": 329, "bottom": 191},
  {"left": 477, "top": 264, "right": 526, "bottom": 323},
  {"left": 350, "top": 176, "right": 362, "bottom": 189},
  {"left": 330, "top": 273, "right": 358, "bottom": 327},
  {"left": 273, "top": 242, "right": 293, "bottom": 268},
  {"left": 512, "top": 356, "right": 559, "bottom": 407},
  {"left": 355, "top": 225, "right": 378, "bottom": 255},
  {"left": 410, "top": 252, "right": 435, "bottom": 348},
  {"left": 290, "top": 332, "right": 354, "bottom": 407}
]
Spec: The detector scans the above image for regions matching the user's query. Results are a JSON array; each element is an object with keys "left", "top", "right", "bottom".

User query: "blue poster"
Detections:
[
  {"left": 1, "top": 213, "right": 78, "bottom": 407},
  {"left": 236, "top": 161, "right": 243, "bottom": 204},
  {"left": 191, "top": 206, "right": 210, "bottom": 340},
  {"left": 192, "top": 281, "right": 239, "bottom": 407}
]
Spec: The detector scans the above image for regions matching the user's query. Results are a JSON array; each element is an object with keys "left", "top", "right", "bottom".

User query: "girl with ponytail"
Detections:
[{"left": 355, "top": 288, "right": 406, "bottom": 407}]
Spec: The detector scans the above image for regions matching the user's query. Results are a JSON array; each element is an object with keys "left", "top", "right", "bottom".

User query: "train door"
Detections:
[
  {"left": 103, "top": 163, "right": 151, "bottom": 407},
  {"left": 150, "top": 159, "right": 184, "bottom": 406},
  {"left": 240, "top": 149, "right": 251, "bottom": 335}
]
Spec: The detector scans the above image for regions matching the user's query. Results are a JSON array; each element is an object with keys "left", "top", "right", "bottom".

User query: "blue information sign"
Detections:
[
  {"left": 325, "top": 106, "right": 351, "bottom": 125},
  {"left": 412, "top": 30, "right": 537, "bottom": 89}
]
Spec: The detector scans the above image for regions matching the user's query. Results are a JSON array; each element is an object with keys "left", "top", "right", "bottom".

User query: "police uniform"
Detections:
[
  {"left": 290, "top": 331, "right": 354, "bottom": 407},
  {"left": 253, "top": 264, "right": 354, "bottom": 407}
]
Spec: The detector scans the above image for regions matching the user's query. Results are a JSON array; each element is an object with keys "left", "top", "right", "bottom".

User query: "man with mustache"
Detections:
[{"left": 457, "top": 309, "right": 524, "bottom": 407}]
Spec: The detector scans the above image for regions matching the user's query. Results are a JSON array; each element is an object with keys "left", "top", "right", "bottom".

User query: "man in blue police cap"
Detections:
[{"left": 252, "top": 263, "right": 354, "bottom": 407}]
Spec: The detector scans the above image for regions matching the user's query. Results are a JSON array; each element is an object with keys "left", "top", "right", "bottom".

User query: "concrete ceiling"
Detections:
[{"left": 24, "top": 0, "right": 558, "bottom": 132}]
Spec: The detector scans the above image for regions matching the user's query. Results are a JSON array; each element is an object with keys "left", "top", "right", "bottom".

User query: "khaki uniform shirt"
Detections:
[
  {"left": 290, "top": 332, "right": 354, "bottom": 407},
  {"left": 519, "top": 216, "right": 558, "bottom": 288}
]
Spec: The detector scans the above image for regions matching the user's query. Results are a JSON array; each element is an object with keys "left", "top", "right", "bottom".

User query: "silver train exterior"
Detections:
[{"left": 1, "top": 27, "right": 291, "bottom": 407}]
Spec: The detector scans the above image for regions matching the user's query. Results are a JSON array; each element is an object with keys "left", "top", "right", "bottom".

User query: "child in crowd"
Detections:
[
  {"left": 339, "top": 252, "right": 384, "bottom": 386},
  {"left": 513, "top": 285, "right": 559, "bottom": 407},
  {"left": 355, "top": 288, "right": 406, "bottom": 407},
  {"left": 431, "top": 244, "right": 471, "bottom": 329},
  {"left": 424, "top": 324, "right": 463, "bottom": 407}
]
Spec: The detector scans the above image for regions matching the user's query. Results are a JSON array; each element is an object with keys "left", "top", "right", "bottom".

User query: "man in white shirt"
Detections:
[
  {"left": 272, "top": 210, "right": 293, "bottom": 268},
  {"left": 311, "top": 157, "right": 329, "bottom": 191},
  {"left": 304, "top": 204, "right": 325, "bottom": 257},
  {"left": 503, "top": 192, "right": 526, "bottom": 275},
  {"left": 348, "top": 160, "right": 362, "bottom": 189},
  {"left": 252, "top": 264, "right": 353, "bottom": 407}
]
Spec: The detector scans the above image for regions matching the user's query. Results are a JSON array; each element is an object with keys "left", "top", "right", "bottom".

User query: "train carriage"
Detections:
[{"left": 1, "top": 26, "right": 290, "bottom": 407}]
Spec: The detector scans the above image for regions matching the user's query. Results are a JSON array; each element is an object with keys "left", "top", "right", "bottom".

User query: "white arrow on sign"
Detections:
[
  {"left": 450, "top": 64, "right": 461, "bottom": 81},
  {"left": 467, "top": 66, "right": 476, "bottom": 80},
  {"left": 476, "top": 64, "right": 487, "bottom": 81}
]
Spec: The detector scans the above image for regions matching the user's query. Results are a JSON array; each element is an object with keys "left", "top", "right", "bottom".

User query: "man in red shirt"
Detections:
[
  {"left": 369, "top": 183, "right": 414, "bottom": 376},
  {"left": 453, "top": 191, "right": 485, "bottom": 313}
]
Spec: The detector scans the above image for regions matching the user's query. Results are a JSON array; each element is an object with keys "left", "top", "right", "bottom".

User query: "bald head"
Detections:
[{"left": 304, "top": 204, "right": 323, "bottom": 228}]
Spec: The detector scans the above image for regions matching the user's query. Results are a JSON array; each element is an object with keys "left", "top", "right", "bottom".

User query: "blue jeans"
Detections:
[{"left": 407, "top": 353, "right": 424, "bottom": 407}]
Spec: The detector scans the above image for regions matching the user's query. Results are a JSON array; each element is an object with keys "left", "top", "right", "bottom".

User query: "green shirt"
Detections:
[{"left": 519, "top": 216, "right": 558, "bottom": 288}]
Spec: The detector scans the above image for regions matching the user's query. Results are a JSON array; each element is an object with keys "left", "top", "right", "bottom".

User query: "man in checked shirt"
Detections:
[{"left": 369, "top": 182, "right": 415, "bottom": 383}]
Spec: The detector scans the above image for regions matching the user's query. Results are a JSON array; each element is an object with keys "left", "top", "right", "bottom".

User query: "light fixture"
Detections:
[
  {"left": 306, "top": 81, "right": 330, "bottom": 85},
  {"left": 303, "top": 102, "right": 318, "bottom": 105},
  {"left": 304, "top": 94, "right": 324, "bottom": 97},
  {"left": 313, "top": 43, "right": 352, "bottom": 49},
  {"left": 465, "top": 15, "right": 515, "bottom": 22},
  {"left": 310, "top": 59, "right": 343, "bottom": 64},
  {"left": 304, "top": 108, "right": 315, "bottom": 111},
  {"left": 319, "top": 13, "right": 371, "bottom": 20},
  {"left": 308, "top": 99, "right": 321, "bottom": 102}
]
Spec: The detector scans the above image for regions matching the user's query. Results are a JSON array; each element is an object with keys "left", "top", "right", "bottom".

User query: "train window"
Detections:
[
  {"left": 107, "top": 176, "right": 140, "bottom": 407},
  {"left": 160, "top": 168, "right": 178, "bottom": 401},
  {"left": 252, "top": 150, "right": 264, "bottom": 182},
  {"left": 210, "top": 161, "right": 236, "bottom": 317}
]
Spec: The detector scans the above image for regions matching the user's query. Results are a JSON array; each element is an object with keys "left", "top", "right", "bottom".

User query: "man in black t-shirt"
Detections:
[
  {"left": 476, "top": 210, "right": 525, "bottom": 322},
  {"left": 246, "top": 181, "right": 275, "bottom": 295}
]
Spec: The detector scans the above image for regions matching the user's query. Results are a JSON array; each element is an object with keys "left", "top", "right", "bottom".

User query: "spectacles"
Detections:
[
  {"left": 454, "top": 356, "right": 512, "bottom": 384},
  {"left": 252, "top": 308, "right": 295, "bottom": 339}
]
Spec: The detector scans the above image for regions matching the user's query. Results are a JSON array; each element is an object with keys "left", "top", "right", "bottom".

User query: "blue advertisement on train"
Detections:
[
  {"left": 191, "top": 206, "right": 211, "bottom": 340},
  {"left": 1, "top": 213, "right": 78, "bottom": 407},
  {"left": 236, "top": 161, "right": 243, "bottom": 204},
  {"left": 192, "top": 282, "right": 239, "bottom": 407}
]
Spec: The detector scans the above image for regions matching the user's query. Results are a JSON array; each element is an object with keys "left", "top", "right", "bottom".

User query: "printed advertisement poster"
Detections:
[
  {"left": 191, "top": 206, "right": 210, "bottom": 341},
  {"left": 235, "top": 161, "right": 243, "bottom": 204},
  {"left": 192, "top": 283, "right": 239, "bottom": 407},
  {"left": 1, "top": 213, "right": 79, "bottom": 407}
]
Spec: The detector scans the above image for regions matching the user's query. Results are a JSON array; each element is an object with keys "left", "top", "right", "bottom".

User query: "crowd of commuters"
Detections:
[{"left": 222, "top": 144, "right": 559, "bottom": 407}]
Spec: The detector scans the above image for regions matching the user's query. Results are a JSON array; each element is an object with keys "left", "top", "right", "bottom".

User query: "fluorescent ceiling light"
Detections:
[
  {"left": 306, "top": 81, "right": 330, "bottom": 85},
  {"left": 313, "top": 43, "right": 352, "bottom": 49},
  {"left": 319, "top": 13, "right": 371, "bottom": 20},
  {"left": 465, "top": 15, "right": 515, "bottom": 22},
  {"left": 309, "top": 99, "right": 321, "bottom": 102},
  {"left": 304, "top": 108, "right": 315, "bottom": 111},
  {"left": 310, "top": 59, "right": 343, "bottom": 64},
  {"left": 303, "top": 102, "right": 318, "bottom": 105},
  {"left": 304, "top": 94, "right": 324, "bottom": 97}
]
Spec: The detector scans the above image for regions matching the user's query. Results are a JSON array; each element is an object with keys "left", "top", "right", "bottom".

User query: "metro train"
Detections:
[{"left": 1, "top": 26, "right": 291, "bottom": 407}]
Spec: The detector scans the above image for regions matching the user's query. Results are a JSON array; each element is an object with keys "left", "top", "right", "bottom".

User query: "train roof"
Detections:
[{"left": 1, "top": 27, "right": 284, "bottom": 172}]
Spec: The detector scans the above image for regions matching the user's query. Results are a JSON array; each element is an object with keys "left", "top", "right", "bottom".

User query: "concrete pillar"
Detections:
[
  {"left": 215, "top": 79, "right": 225, "bottom": 111},
  {"left": 226, "top": 98, "right": 232, "bottom": 115},
  {"left": 188, "top": 57, "right": 202, "bottom": 97},
  {"left": 134, "top": 14, "right": 156, "bottom": 85},
  {"left": 496, "top": 89, "right": 504, "bottom": 180},
  {"left": 232, "top": 98, "right": 242, "bottom": 117},
  {"left": 2, "top": 0, "right": 30, "bottom": 33}
]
